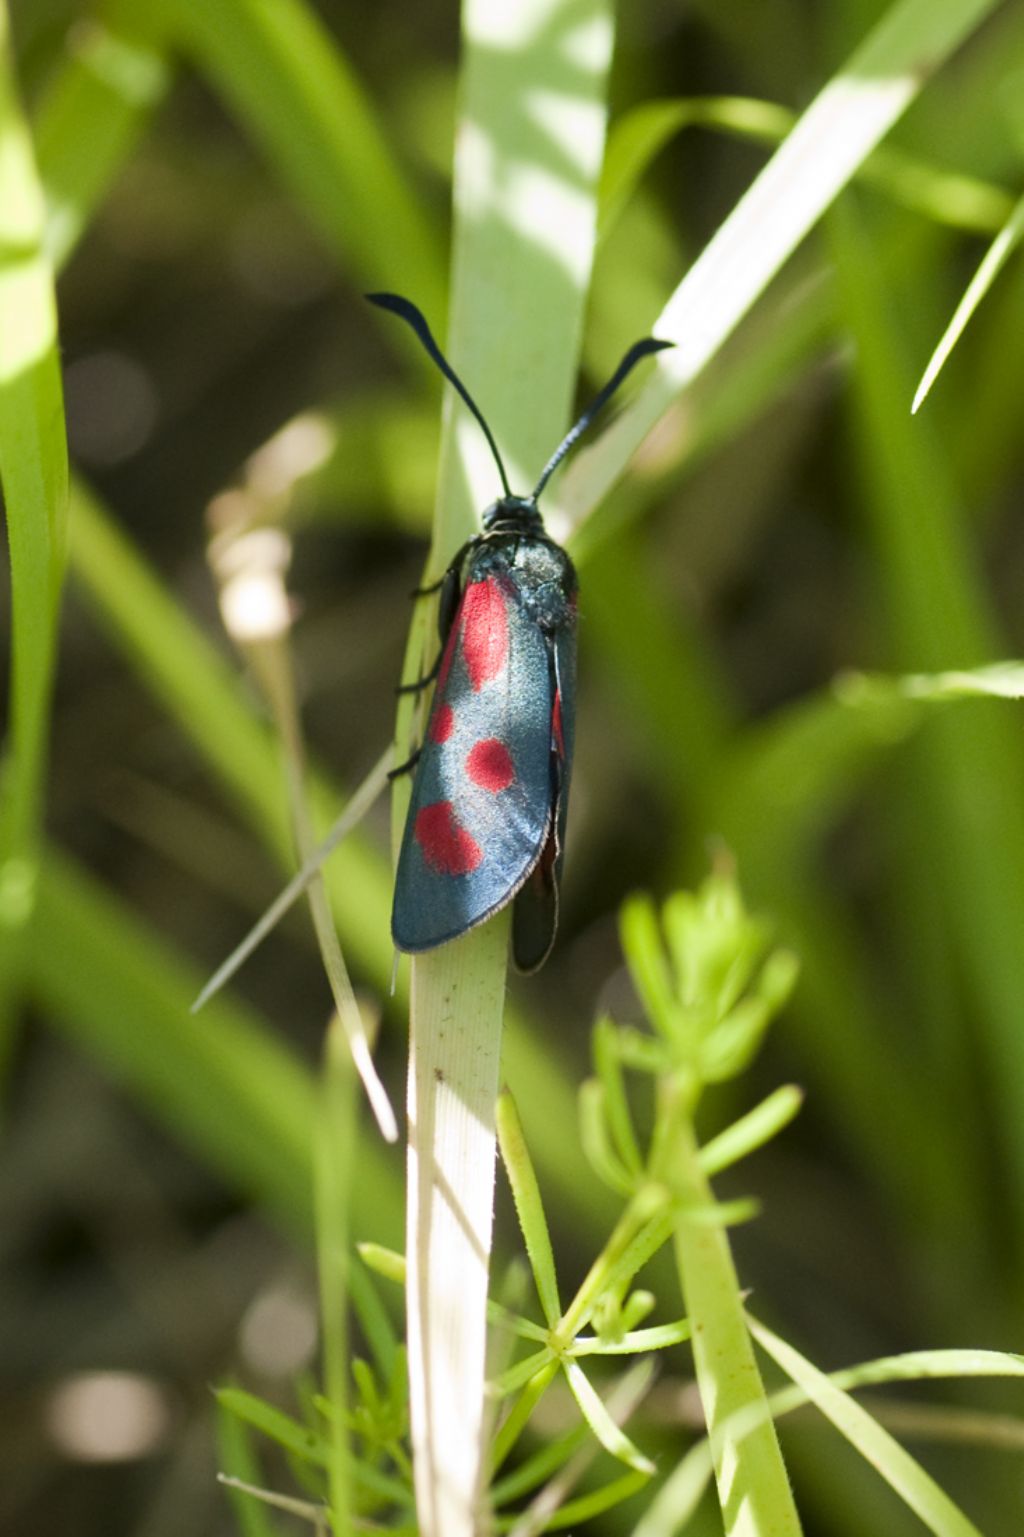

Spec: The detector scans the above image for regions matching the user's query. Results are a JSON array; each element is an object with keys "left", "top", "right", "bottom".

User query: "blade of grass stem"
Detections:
[
  {"left": 402, "top": 2, "right": 615, "bottom": 1532},
  {"left": 226, "top": 551, "right": 395, "bottom": 1139},
  {"left": 315, "top": 1019, "right": 356, "bottom": 1532},
  {"left": 191, "top": 747, "right": 392, "bottom": 1015}
]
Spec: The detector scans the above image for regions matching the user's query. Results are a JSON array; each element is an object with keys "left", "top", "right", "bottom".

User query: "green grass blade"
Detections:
[
  {"left": 637, "top": 1344, "right": 1024, "bottom": 1536},
  {"left": 67, "top": 478, "right": 395, "bottom": 982},
  {"left": 28, "top": 849, "right": 403, "bottom": 1246},
  {"left": 831, "top": 198, "right": 1024, "bottom": 1232},
  {"left": 315, "top": 1019, "right": 356, "bottom": 1532},
  {"left": 216, "top": 1388, "right": 329, "bottom": 1468},
  {"left": 912, "top": 188, "right": 1024, "bottom": 412},
  {"left": 0, "top": 0, "right": 69, "bottom": 1051},
  {"left": 599, "top": 95, "right": 1012, "bottom": 246},
  {"left": 555, "top": 0, "right": 1002, "bottom": 530},
  {"left": 152, "top": 0, "right": 445, "bottom": 310},
  {"left": 35, "top": 7, "right": 172, "bottom": 269},
  {"left": 216, "top": 1400, "right": 281, "bottom": 1537}
]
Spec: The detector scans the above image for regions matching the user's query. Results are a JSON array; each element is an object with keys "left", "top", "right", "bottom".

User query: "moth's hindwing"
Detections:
[
  {"left": 510, "top": 617, "right": 576, "bottom": 972},
  {"left": 391, "top": 563, "right": 557, "bottom": 954}
]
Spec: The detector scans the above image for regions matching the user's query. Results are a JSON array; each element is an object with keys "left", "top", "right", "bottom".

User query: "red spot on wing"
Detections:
[
  {"left": 460, "top": 578, "right": 509, "bottom": 691},
  {"left": 552, "top": 690, "right": 565, "bottom": 758},
  {"left": 466, "top": 738, "right": 515, "bottom": 793},
  {"left": 430, "top": 703, "right": 455, "bottom": 743},
  {"left": 414, "top": 801, "right": 483, "bottom": 876}
]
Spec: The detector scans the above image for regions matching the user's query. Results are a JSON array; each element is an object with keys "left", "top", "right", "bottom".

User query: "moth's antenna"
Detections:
[
  {"left": 531, "top": 336, "right": 673, "bottom": 501},
  {"left": 367, "top": 292, "right": 513, "bottom": 498}
]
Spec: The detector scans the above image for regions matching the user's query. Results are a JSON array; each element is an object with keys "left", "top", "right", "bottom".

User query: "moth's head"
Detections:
[{"left": 482, "top": 495, "right": 543, "bottom": 535}]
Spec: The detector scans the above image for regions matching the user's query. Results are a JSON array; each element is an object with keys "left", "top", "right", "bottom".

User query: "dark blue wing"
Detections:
[
  {"left": 392, "top": 571, "right": 556, "bottom": 954},
  {"left": 510, "top": 617, "right": 576, "bottom": 972}
]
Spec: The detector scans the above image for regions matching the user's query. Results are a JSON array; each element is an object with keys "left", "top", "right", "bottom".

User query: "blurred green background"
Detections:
[{"left": 3, "top": 0, "right": 1024, "bottom": 1533}]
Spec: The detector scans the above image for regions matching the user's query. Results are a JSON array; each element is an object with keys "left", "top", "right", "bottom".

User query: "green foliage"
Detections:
[{"left": 5, "top": 0, "right": 1024, "bottom": 1532}]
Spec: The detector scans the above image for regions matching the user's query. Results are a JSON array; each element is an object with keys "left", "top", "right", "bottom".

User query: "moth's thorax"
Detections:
[{"left": 470, "top": 529, "right": 577, "bottom": 634}]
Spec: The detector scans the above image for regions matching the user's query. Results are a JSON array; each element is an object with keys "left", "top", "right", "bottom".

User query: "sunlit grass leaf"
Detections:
[
  {"left": 913, "top": 189, "right": 1024, "bottom": 412},
  {"left": 0, "top": 0, "right": 70, "bottom": 1045},
  {"left": 557, "top": 0, "right": 1004, "bottom": 533},
  {"left": 35, "top": 10, "right": 172, "bottom": 268},
  {"left": 599, "top": 94, "right": 1013, "bottom": 247}
]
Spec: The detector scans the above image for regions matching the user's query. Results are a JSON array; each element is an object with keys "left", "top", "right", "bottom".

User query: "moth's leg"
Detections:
[
  {"left": 388, "top": 747, "right": 422, "bottom": 781},
  {"left": 410, "top": 575, "right": 445, "bottom": 598},
  {"left": 409, "top": 537, "right": 477, "bottom": 602},
  {"left": 395, "top": 652, "right": 442, "bottom": 695}
]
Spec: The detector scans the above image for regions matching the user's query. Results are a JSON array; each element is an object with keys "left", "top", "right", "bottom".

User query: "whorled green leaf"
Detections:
[
  {"left": 748, "top": 1315, "right": 985, "bottom": 1537},
  {"left": 698, "top": 1085, "right": 804, "bottom": 1177},
  {"left": 562, "top": 1360, "right": 655, "bottom": 1475},
  {"left": 496, "top": 1089, "right": 562, "bottom": 1328}
]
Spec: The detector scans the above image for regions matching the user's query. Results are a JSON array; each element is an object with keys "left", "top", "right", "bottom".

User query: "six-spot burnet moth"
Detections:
[{"left": 370, "top": 292, "right": 671, "bottom": 972}]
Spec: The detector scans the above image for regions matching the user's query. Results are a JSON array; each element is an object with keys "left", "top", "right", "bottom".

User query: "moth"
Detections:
[{"left": 371, "top": 293, "right": 669, "bottom": 971}]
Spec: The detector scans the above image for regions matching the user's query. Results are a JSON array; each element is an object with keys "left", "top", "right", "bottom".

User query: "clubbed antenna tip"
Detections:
[{"left": 367, "top": 292, "right": 512, "bottom": 497}]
